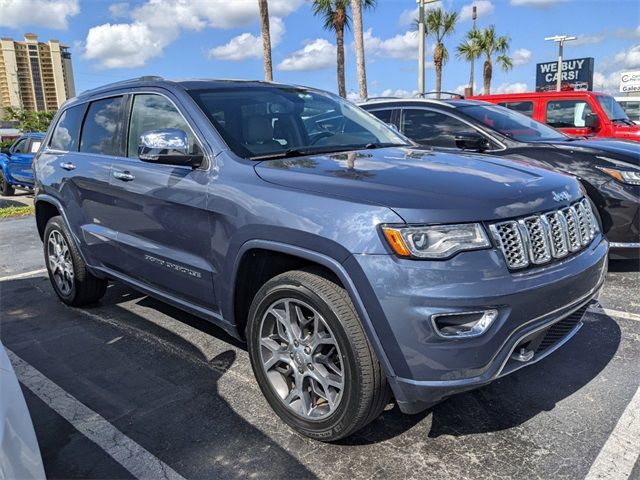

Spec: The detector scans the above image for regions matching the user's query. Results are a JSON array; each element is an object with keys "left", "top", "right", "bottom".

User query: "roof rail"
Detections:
[
  {"left": 415, "top": 91, "right": 464, "bottom": 99},
  {"left": 79, "top": 75, "right": 166, "bottom": 97},
  {"left": 362, "top": 96, "right": 401, "bottom": 102}
]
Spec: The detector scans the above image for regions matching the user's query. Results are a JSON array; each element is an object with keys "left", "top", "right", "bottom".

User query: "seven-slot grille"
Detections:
[{"left": 490, "top": 198, "right": 599, "bottom": 270}]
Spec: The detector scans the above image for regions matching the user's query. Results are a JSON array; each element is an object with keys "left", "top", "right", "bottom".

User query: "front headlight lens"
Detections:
[
  {"left": 599, "top": 167, "right": 640, "bottom": 185},
  {"left": 382, "top": 223, "right": 490, "bottom": 259}
]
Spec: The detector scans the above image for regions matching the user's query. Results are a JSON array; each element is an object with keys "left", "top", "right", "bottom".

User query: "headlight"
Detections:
[
  {"left": 598, "top": 167, "right": 640, "bottom": 185},
  {"left": 381, "top": 223, "right": 490, "bottom": 259}
]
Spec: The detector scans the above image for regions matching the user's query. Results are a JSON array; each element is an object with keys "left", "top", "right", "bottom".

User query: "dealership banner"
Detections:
[
  {"left": 620, "top": 71, "right": 640, "bottom": 93},
  {"left": 535, "top": 57, "right": 595, "bottom": 92}
]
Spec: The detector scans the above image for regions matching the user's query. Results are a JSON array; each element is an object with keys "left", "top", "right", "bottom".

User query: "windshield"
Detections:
[
  {"left": 597, "top": 95, "right": 630, "bottom": 121},
  {"left": 460, "top": 104, "right": 567, "bottom": 142},
  {"left": 188, "top": 86, "right": 409, "bottom": 159}
]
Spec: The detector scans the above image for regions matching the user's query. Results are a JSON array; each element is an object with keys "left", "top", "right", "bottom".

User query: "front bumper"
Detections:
[{"left": 348, "top": 235, "right": 608, "bottom": 414}]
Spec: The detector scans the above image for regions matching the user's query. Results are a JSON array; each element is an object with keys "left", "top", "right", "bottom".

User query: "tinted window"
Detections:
[
  {"left": 498, "top": 101, "right": 534, "bottom": 117},
  {"left": 189, "top": 87, "right": 407, "bottom": 158},
  {"left": 50, "top": 104, "right": 85, "bottom": 151},
  {"left": 80, "top": 96, "right": 125, "bottom": 156},
  {"left": 401, "top": 109, "right": 479, "bottom": 148},
  {"left": 369, "top": 109, "right": 393, "bottom": 124},
  {"left": 596, "top": 95, "right": 629, "bottom": 121},
  {"left": 127, "top": 94, "right": 197, "bottom": 158},
  {"left": 545, "top": 100, "right": 594, "bottom": 128},
  {"left": 12, "top": 138, "right": 29, "bottom": 153}
]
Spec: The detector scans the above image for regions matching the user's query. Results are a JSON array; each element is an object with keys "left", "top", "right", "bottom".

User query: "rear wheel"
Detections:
[
  {"left": 0, "top": 171, "right": 14, "bottom": 196},
  {"left": 247, "top": 269, "right": 390, "bottom": 441},
  {"left": 44, "top": 216, "right": 107, "bottom": 306}
]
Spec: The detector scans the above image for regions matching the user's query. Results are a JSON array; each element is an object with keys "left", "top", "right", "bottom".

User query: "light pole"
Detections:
[
  {"left": 417, "top": 0, "right": 439, "bottom": 95},
  {"left": 545, "top": 35, "right": 577, "bottom": 91}
]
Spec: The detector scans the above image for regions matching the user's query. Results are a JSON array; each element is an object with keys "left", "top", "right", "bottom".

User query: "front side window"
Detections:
[
  {"left": 11, "top": 138, "right": 29, "bottom": 153},
  {"left": 369, "top": 109, "right": 394, "bottom": 125},
  {"left": 498, "top": 101, "right": 534, "bottom": 117},
  {"left": 50, "top": 104, "right": 85, "bottom": 151},
  {"left": 545, "top": 100, "right": 594, "bottom": 128},
  {"left": 461, "top": 104, "right": 566, "bottom": 142},
  {"left": 401, "top": 109, "right": 480, "bottom": 148},
  {"left": 596, "top": 95, "right": 630, "bottom": 121},
  {"left": 80, "top": 96, "right": 125, "bottom": 156},
  {"left": 188, "top": 86, "right": 408, "bottom": 159},
  {"left": 127, "top": 94, "right": 198, "bottom": 158}
]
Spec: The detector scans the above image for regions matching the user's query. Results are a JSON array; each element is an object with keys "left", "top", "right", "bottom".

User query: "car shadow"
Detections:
[
  {"left": 1, "top": 277, "right": 317, "bottom": 479},
  {"left": 608, "top": 258, "right": 639, "bottom": 273}
]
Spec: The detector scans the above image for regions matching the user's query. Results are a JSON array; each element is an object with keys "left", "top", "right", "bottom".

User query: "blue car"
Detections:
[{"left": 0, "top": 132, "right": 45, "bottom": 196}]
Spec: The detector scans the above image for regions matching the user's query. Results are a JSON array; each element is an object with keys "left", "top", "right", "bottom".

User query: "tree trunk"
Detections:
[
  {"left": 336, "top": 17, "right": 346, "bottom": 98},
  {"left": 434, "top": 42, "right": 443, "bottom": 99},
  {"left": 258, "top": 0, "right": 273, "bottom": 81},
  {"left": 352, "top": 0, "right": 367, "bottom": 99},
  {"left": 483, "top": 58, "right": 492, "bottom": 95}
]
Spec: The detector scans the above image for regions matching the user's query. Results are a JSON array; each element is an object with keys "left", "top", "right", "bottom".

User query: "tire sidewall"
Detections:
[
  {"left": 247, "top": 278, "right": 364, "bottom": 441},
  {"left": 44, "top": 217, "right": 77, "bottom": 304}
]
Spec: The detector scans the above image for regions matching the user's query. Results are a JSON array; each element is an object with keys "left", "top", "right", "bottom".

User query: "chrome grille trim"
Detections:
[{"left": 490, "top": 198, "right": 598, "bottom": 270}]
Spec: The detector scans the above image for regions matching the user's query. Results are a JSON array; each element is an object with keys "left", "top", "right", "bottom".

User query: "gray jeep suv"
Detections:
[{"left": 33, "top": 78, "right": 608, "bottom": 441}]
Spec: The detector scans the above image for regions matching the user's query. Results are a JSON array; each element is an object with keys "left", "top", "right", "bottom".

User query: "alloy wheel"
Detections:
[
  {"left": 47, "top": 230, "right": 74, "bottom": 296},
  {"left": 258, "top": 298, "right": 345, "bottom": 420}
]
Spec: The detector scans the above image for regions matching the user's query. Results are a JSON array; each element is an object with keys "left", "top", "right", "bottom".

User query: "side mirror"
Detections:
[
  {"left": 585, "top": 113, "right": 600, "bottom": 130},
  {"left": 454, "top": 132, "right": 489, "bottom": 152},
  {"left": 138, "top": 128, "right": 203, "bottom": 168}
]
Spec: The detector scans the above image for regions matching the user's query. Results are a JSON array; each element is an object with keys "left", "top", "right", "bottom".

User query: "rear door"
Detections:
[
  {"left": 544, "top": 98, "right": 595, "bottom": 137},
  {"left": 107, "top": 91, "right": 216, "bottom": 310}
]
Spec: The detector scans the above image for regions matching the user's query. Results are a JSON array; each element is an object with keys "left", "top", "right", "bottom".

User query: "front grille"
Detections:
[
  {"left": 490, "top": 198, "right": 599, "bottom": 270},
  {"left": 535, "top": 304, "right": 589, "bottom": 354}
]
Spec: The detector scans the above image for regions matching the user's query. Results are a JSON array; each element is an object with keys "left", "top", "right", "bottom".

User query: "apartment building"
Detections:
[{"left": 0, "top": 33, "right": 76, "bottom": 113}]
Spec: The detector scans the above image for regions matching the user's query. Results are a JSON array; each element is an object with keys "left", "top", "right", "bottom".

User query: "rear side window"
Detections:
[
  {"left": 369, "top": 109, "right": 393, "bottom": 124},
  {"left": 498, "top": 101, "right": 534, "bottom": 117},
  {"left": 80, "top": 96, "right": 125, "bottom": 156},
  {"left": 546, "top": 100, "right": 593, "bottom": 128},
  {"left": 401, "top": 109, "right": 479, "bottom": 148},
  {"left": 50, "top": 104, "right": 84, "bottom": 151}
]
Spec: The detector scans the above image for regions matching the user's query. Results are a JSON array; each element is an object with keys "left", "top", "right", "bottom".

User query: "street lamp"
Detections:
[
  {"left": 545, "top": 35, "right": 577, "bottom": 92},
  {"left": 417, "top": 0, "right": 439, "bottom": 94}
]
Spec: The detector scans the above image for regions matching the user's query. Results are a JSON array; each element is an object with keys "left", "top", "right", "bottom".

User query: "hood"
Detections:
[
  {"left": 254, "top": 147, "right": 583, "bottom": 224},
  {"left": 549, "top": 139, "right": 640, "bottom": 167},
  {"left": 610, "top": 123, "right": 640, "bottom": 141}
]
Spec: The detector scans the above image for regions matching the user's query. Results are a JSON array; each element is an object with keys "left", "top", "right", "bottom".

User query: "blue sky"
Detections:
[{"left": 1, "top": 0, "right": 638, "bottom": 98}]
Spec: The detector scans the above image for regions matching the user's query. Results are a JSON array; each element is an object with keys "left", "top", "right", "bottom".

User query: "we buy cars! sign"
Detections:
[{"left": 535, "top": 57, "right": 595, "bottom": 92}]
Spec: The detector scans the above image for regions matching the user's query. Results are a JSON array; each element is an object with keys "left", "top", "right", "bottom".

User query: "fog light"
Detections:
[{"left": 431, "top": 309, "right": 498, "bottom": 338}]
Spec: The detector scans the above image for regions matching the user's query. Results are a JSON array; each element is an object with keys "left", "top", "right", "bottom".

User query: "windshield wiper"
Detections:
[
  {"left": 611, "top": 118, "right": 634, "bottom": 126},
  {"left": 250, "top": 145, "right": 358, "bottom": 161}
]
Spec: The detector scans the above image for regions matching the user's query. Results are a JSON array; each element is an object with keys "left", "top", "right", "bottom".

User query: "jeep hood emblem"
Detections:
[{"left": 552, "top": 191, "right": 571, "bottom": 202}]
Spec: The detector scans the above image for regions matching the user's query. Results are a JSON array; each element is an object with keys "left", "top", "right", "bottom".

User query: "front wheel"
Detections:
[
  {"left": 247, "top": 269, "right": 390, "bottom": 441},
  {"left": 0, "top": 171, "right": 15, "bottom": 196},
  {"left": 44, "top": 216, "right": 107, "bottom": 306}
]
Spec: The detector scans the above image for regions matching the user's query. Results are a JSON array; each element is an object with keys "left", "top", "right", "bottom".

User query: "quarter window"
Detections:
[
  {"left": 127, "top": 94, "right": 197, "bottom": 158},
  {"left": 498, "top": 101, "right": 534, "bottom": 117},
  {"left": 50, "top": 104, "right": 85, "bottom": 151},
  {"left": 545, "top": 100, "right": 594, "bottom": 128},
  {"left": 401, "top": 109, "right": 481, "bottom": 148},
  {"left": 80, "top": 96, "right": 125, "bottom": 156}
]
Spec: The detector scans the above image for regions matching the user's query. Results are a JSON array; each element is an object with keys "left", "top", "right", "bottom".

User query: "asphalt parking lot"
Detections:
[{"left": 1, "top": 214, "right": 639, "bottom": 480}]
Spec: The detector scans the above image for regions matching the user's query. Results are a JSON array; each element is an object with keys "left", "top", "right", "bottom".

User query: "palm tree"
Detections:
[
  {"left": 258, "top": 0, "right": 273, "bottom": 81},
  {"left": 351, "top": 0, "right": 377, "bottom": 100},
  {"left": 422, "top": 7, "right": 458, "bottom": 99},
  {"left": 473, "top": 25, "right": 513, "bottom": 95},
  {"left": 313, "top": 0, "right": 350, "bottom": 98},
  {"left": 456, "top": 28, "right": 481, "bottom": 93}
]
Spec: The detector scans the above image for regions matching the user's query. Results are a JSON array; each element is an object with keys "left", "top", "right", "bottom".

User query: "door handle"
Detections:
[
  {"left": 60, "top": 162, "right": 76, "bottom": 171},
  {"left": 113, "top": 171, "right": 135, "bottom": 181}
]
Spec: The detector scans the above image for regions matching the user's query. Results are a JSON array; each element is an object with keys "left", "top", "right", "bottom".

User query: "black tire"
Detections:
[
  {"left": 246, "top": 269, "right": 391, "bottom": 441},
  {"left": 0, "top": 171, "right": 15, "bottom": 196},
  {"left": 44, "top": 216, "right": 107, "bottom": 306}
]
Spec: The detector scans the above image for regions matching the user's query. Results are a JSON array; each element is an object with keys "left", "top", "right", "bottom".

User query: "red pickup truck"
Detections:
[{"left": 471, "top": 91, "right": 640, "bottom": 142}]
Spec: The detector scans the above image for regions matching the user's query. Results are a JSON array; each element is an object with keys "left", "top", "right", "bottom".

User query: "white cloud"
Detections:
[
  {"left": 0, "top": 0, "right": 79, "bottom": 29},
  {"left": 209, "top": 17, "right": 285, "bottom": 61},
  {"left": 380, "top": 89, "right": 418, "bottom": 98},
  {"left": 512, "top": 48, "right": 532, "bottom": 66},
  {"left": 572, "top": 34, "right": 605, "bottom": 46},
  {"left": 453, "top": 83, "right": 477, "bottom": 95},
  {"left": 109, "top": 2, "right": 129, "bottom": 18},
  {"left": 593, "top": 71, "right": 620, "bottom": 93},
  {"left": 614, "top": 26, "right": 640, "bottom": 40},
  {"left": 363, "top": 29, "right": 419, "bottom": 60},
  {"left": 83, "top": 0, "right": 304, "bottom": 68},
  {"left": 278, "top": 39, "right": 336, "bottom": 71},
  {"left": 460, "top": 1, "right": 495, "bottom": 21},
  {"left": 510, "top": 0, "right": 566, "bottom": 6},
  {"left": 613, "top": 44, "right": 640, "bottom": 69},
  {"left": 84, "top": 22, "right": 164, "bottom": 68},
  {"left": 397, "top": 2, "right": 442, "bottom": 27},
  {"left": 494, "top": 82, "right": 529, "bottom": 93}
]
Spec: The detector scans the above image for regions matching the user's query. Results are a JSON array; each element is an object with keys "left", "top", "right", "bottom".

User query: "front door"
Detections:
[
  {"left": 8, "top": 137, "right": 38, "bottom": 184},
  {"left": 108, "top": 92, "right": 216, "bottom": 311},
  {"left": 544, "top": 98, "right": 596, "bottom": 137}
]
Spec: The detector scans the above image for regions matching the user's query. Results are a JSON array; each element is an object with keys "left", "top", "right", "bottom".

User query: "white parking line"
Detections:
[
  {"left": 585, "top": 385, "right": 640, "bottom": 480},
  {"left": 6, "top": 349, "right": 187, "bottom": 480},
  {"left": 587, "top": 306, "right": 640, "bottom": 323},
  {"left": 0, "top": 268, "right": 47, "bottom": 282}
]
